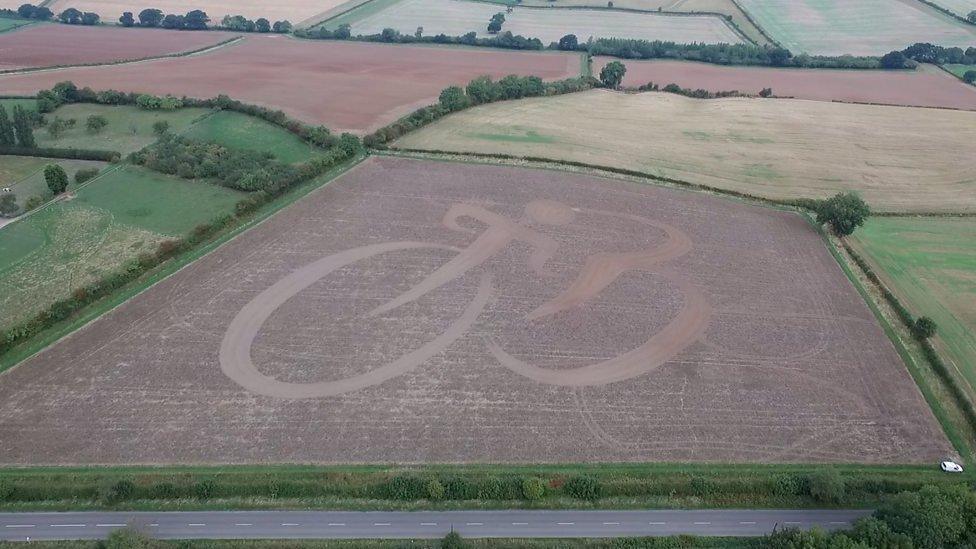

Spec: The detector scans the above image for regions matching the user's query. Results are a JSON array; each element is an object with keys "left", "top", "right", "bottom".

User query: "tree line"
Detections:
[
  {"left": 296, "top": 25, "right": 545, "bottom": 50},
  {"left": 10, "top": 3, "right": 290, "bottom": 32}
]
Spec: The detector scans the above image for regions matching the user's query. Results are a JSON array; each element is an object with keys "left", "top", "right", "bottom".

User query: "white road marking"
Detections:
[
  {"left": 4, "top": 525, "right": 34, "bottom": 528},
  {"left": 603, "top": 522, "right": 620, "bottom": 525},
  {"left": 784, "top": 522, "right": 801, "bottom": 525},
  {"left": 374, "top": 523, "right": 391, "bottom": 526},
  {"left": 512, "top": 522, "right": 528, "bottom": 526},
  {"left": 694, "top": 522, "right": 712, "bottom": 525},
  {"left": 51, "top": 524, "right": 86, "bottom": 527},
  {"left": 187, "top": 523, "right": 206, "bottom": 527},
  {"left": 420, "top": 522, "right": 438, "bottom": 526},
  {"left": 739, "top": 521, "right": 757, "bottom": 525},
  {"left": 281, "top": 523, "right": 299, "bottom": 526},
  {"left": 649, "top": 522, "right": 667, "bottom": 525},
  {"left": 557, "top": 522, "right": 575, "bottom": 526},
  {"left": 466, "top": 522, "right": 484, "bottom": 526},
  {"left": 235, "top": 524, "right": 252, "bottom": 527},
  {"left": 328, "top": 523, "right": 346, "bottom": 527},
  {"left": 148, "top": 524, "right": 159, "bottom": 527},
  {"left": 96, "top": 524, "right": 125, "bottom": 527}
]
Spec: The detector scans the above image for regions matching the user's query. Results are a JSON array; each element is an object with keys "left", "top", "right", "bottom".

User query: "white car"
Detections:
[{"left": 940, "top": 460, "right": 964, "bottom": 473}]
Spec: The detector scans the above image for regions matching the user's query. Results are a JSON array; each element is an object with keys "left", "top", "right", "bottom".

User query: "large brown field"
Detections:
[
  {"left": 0, "top": 25, "right": 235, "bottom": 71},
  {"left": 41, "top": 0, "right": 350, "bottom": 26},
  {"left": 595, "top": 58, "right": 976, "bottom": 111},
  {"left": 395, "top": 90, "right": 976, "bottom": 213},
  {"left": 0, "top": 157, "right": 950, "bottom": 465},
  {"left": 0, "top": 36, "right": 581, "bottom": 132}
]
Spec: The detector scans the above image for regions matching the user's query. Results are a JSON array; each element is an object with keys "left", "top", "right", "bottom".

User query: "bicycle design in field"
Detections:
[{"left": 219, "top": 199, "right": 710, "bottom": 398}]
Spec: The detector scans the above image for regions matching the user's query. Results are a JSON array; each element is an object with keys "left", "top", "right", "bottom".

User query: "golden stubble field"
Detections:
[{"left": 395, "top": 90, "right": 976, "bottom": 213}]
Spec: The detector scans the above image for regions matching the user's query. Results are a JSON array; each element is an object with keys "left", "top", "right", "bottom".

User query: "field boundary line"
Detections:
[
  {"left": 0, "top": 35, "right": 243, "bottom": 76},
  {"left": 726, "top": 0, "right": 783, "bottom": 48}
]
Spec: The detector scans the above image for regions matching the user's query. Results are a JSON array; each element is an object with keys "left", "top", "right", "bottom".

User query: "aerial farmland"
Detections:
[{"left": 0, "top": 0, "right": 975, "bottom": 545}]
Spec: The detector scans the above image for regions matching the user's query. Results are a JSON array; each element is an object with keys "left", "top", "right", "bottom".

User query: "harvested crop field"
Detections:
[
  {"left": 0, "top": 156, "right": 951, "bottom": 464},
  {"left": 0, "top": 36, "right": 581, "bottom": 132},
  {"left": 43, "top": 0, "right": 349, "bottom": 26},
  {"left": 0, "top": 25, "right": 236, "bottom": 71},
  {"left": 931, "top": 0, "right": 976, "bottom": 17},
  {"left": 395, "top": 90, "right": 976, "bottom": 213},
  {"left": 596, "top": 58, "right": 976, "bottom": 111},
  {"left": 326, "top": 0, "right": 745, "bottom": 44},
  {"left": 735, "top": 0, "right": 976, "bottom": 55}
]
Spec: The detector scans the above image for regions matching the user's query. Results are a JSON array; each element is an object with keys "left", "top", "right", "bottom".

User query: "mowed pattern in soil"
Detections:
[
  {"left": 596, "top": 58, "right": 976, "bottom": 111},
  {"left": 0, "top": 157, "right": 950, "bottom": 464},
  {"left": 0, "top": 25, "right": 235, "bottom": 71},
  {"left": 0, "top": 36, "right": 580, "bottom": 132}
]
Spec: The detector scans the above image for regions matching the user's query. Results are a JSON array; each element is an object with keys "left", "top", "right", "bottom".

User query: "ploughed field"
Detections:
[
  {"left": 0, "top": 36, "right": 581, "bottom": 132},
  {"left": 0, "top": 25, "right": 236, "bottom": 71},
  {"left": 394, "top": 90, "right": 976, "bottom": 213},
  {"left": 735, "top": 0, "right": 976, "bottom": 56},
  {"left": 0, "top": 156, "right": 950, "bottom": 464},
  {"left": 40, "top": 0, "right": 350, "bottom": 26},
  {"left": 595, "top": 58, "right": 976, "bottom": 111},
  {"left": 323, "top": 0, "right": 745, "bottom": 44}
]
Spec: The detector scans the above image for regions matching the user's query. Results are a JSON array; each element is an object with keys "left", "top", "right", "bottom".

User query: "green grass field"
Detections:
[
  {"left": 182, "top": 110, "right": 321, "bottom": 164},
  {"left": 0, "top": 16, "right": 33, "bottom": 32},
  {"left": 735, "top": 0, "right": 976, "bottom": 55},
  {"left": 850, "top": 217, "right": 976, "bottom": 395},
  {"left": 0, "top": 97, "right": 37, "bottom": 112},
  {"left": 0, "top": 165, "right": 243, "bottom": 331},
  {"left": 944, "top": 63, "right": 976, "bottom": 80},
  {"left": 2, "top": 156, "right": 107, "bottom": 211},
  {"left": 35, "top": 104, "right": 211, "bottom": 154}
]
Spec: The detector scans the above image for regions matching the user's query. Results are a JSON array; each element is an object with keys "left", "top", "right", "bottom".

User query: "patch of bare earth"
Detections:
[
  {"left": 0, "top": 157, "right": 950, "bottom": 465},
  {"left": 0, "top": 25, "right": 236, "bottom": 71},
  {"left": 0, "top": 36, "right": 581, "bottom": 133}
]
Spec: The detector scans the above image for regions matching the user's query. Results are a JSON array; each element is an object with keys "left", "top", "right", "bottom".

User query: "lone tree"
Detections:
[
  {"left": 119, "top": 11, "right": 134, "bottom": 26},
  {"left": 964, "top": 70, "right": 976, "bottom": 84},
  {"left": 58, "top": 7, "right": 82, "bottom": 24},
  {"left": 86, "top": 114, "right": 108, "bottom": 134},
  {"left": 912, "top": 316, "right": 937, "bottom": 340},
  {"left": 138, "top": 8, "right": 163, "bottom": 26},
  {"left": 557, "top": 33, "right": 578, "bottom": 50},
  {"left": 759, "top": 87, "right": 773, "bottom": 97},
  {"left": 255, "top": 17, "right": 270, "bottom": 32},
  {"left": 183, "top": 9, "right": 210, "bottom": 29},
  {"left": 815, "top": 192, "right": 870, "bottom": 236},
  {"left": 438, "top": 86, "right": 469, "bottom": 111},
  {"left": 487, "top": 12, "right": 505, "bottom": 33},
  {"left": 599, "top": 60, "right": 627, "bottom": 89},
  {"left": 44, "top": 164, "right": 69, "bottom": 195},
  {"left": 969, "top": 9, "right": 976, "bottom": 23},
  {"left": 879, "top": 50, "right": 907, "bottom": 69}
]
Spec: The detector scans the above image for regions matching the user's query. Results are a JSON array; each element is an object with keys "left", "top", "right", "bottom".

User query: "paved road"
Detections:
[{"left": 0, "top": 510, "right": 871, "bottom": 541}]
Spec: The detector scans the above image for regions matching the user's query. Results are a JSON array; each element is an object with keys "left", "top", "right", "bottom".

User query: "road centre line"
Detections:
[
  {"left": 187, "top": 523, "right": 206, "bottom": 527},
  {"left": 740, "top": 521, "right": 757, "bottom": 525},
  {"left": 557, "top": 522, "right": 575, "bottom": 525},
  {"left": 328, "top": 523, "right": 345, "bottom": 526},
  {"left": 603, "top": 522, "right": 620, "bottom": 525},
  {"left": 512, "top": 522, "right": 528, "bottom": 525},
  {"left": 373, "top": 523, "right": 391, "bottom": 526},
  {"left": 235, "top": 523, "right": 252, "bottom": 527},
  {"left": 4, "top": 525, "right": 34, "bottom": 528},
  {"left": 694, "top": 522, "right": 712, "bottom": 525},
  {"left": 51, "top": 524, "right": 86, "bottom": 527},
  {"left": 420, "top": 522, "right": 437, "bottom": 526},
  {"left": 96, "top": 524, "right": 125, "bottom": 527},
  {"left": 466, "top": 522, "right": 484, "bottom": 526},
  {"left": 649, "top": 522, "right": 667, "bottom": 525}
]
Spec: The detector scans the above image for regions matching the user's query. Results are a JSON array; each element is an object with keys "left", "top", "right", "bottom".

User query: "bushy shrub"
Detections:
[
  {"left": 193, "top": 479, "right": 217, "bottom": 500},
  {"left": 565, "top": 475, "right": 601, "bottom": 500},
  {"left": 98, "top": 478, "right": 135, "bottom": 504},
  {"left": 74, "top": 167, "right": 100, "bottom": 184},
  {"left": 388, "top": 474, "right": 427, "bottom": 500},
  {"left": 443, "top": 476, "right": 475, "bottom": 500},
  {"left": 426, "top": 478, "right": 445, "bottom": 500},
  {"left": 808, "top": 469, "right": 845, "bottom": 503},
  {"left": 476, "top": 477, "right": 503, "bottom": 500},
  {"left": 912, "top": 316, "right": 937, "bottom": 340},
  {"left": 521, "top": 477, "right": 546, "bottom": 500},
  {"left": 772, "top": 474, "right": 802, "bottom": 496}
]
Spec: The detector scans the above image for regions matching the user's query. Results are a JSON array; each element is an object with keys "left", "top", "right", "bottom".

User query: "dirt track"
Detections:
[
  {"left": 0, "top": 157, "right": 951, "bottom": 464},
  {"left": 0, "top": 36, "right": 581, "bottom": 132}
]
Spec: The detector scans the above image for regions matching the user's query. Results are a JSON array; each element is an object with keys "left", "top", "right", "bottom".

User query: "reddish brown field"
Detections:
[
  {"left": 596, "top": 57, "right": 976, "bottom": 110},
  {"left": 0, "top": 25, "right": 236, "bottom": 71},
  {"left": 0, "top": 157, "right": 950, "bottom": 465},
  {"left": 0, "top": 36, "right": 581, "bottom": 132}
]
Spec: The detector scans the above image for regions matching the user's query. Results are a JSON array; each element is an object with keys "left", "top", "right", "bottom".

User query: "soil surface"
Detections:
[
  {"left": 596, "top": 58, "right": 976, "bottom": 111},
  {"left": 0, "top": 25, "right": 235, "bottom": 71},
  {"left": 0, "top": 36, "right": 581, "bottom": 132},
  {"left": 0, "top": 157, "right": 950, "bottom": 464}
]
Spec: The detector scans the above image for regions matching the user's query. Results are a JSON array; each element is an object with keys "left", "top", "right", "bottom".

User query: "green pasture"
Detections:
[
  {"left": 0, "top": 97, "right": 37, "bottom": 112},
  {"left": 35, "top": 104, "right": 211, "bottom": 154},
  {"left": 735, "top": 0, "right": 976, "bottom": 55},
  {"left": 183, "top": 110, "right": 321, "bottom": 163},
  {"left": 851, "top": 216, "right": 976, "bottom": 394},
  {"left": 944, "top": 63, "right": 976, "bottom": 80},
  {"left": 0, "top": 16, "right": 33, "bottom": 32},
  {"left": 0, "top": 165, "right": 243, "bottom": 331},
  {"left": 318, "top": 0, "right": 406, "bottom": 29},
  {"left": 2, "top": 156, "right": 107, "bottom": 211}
]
